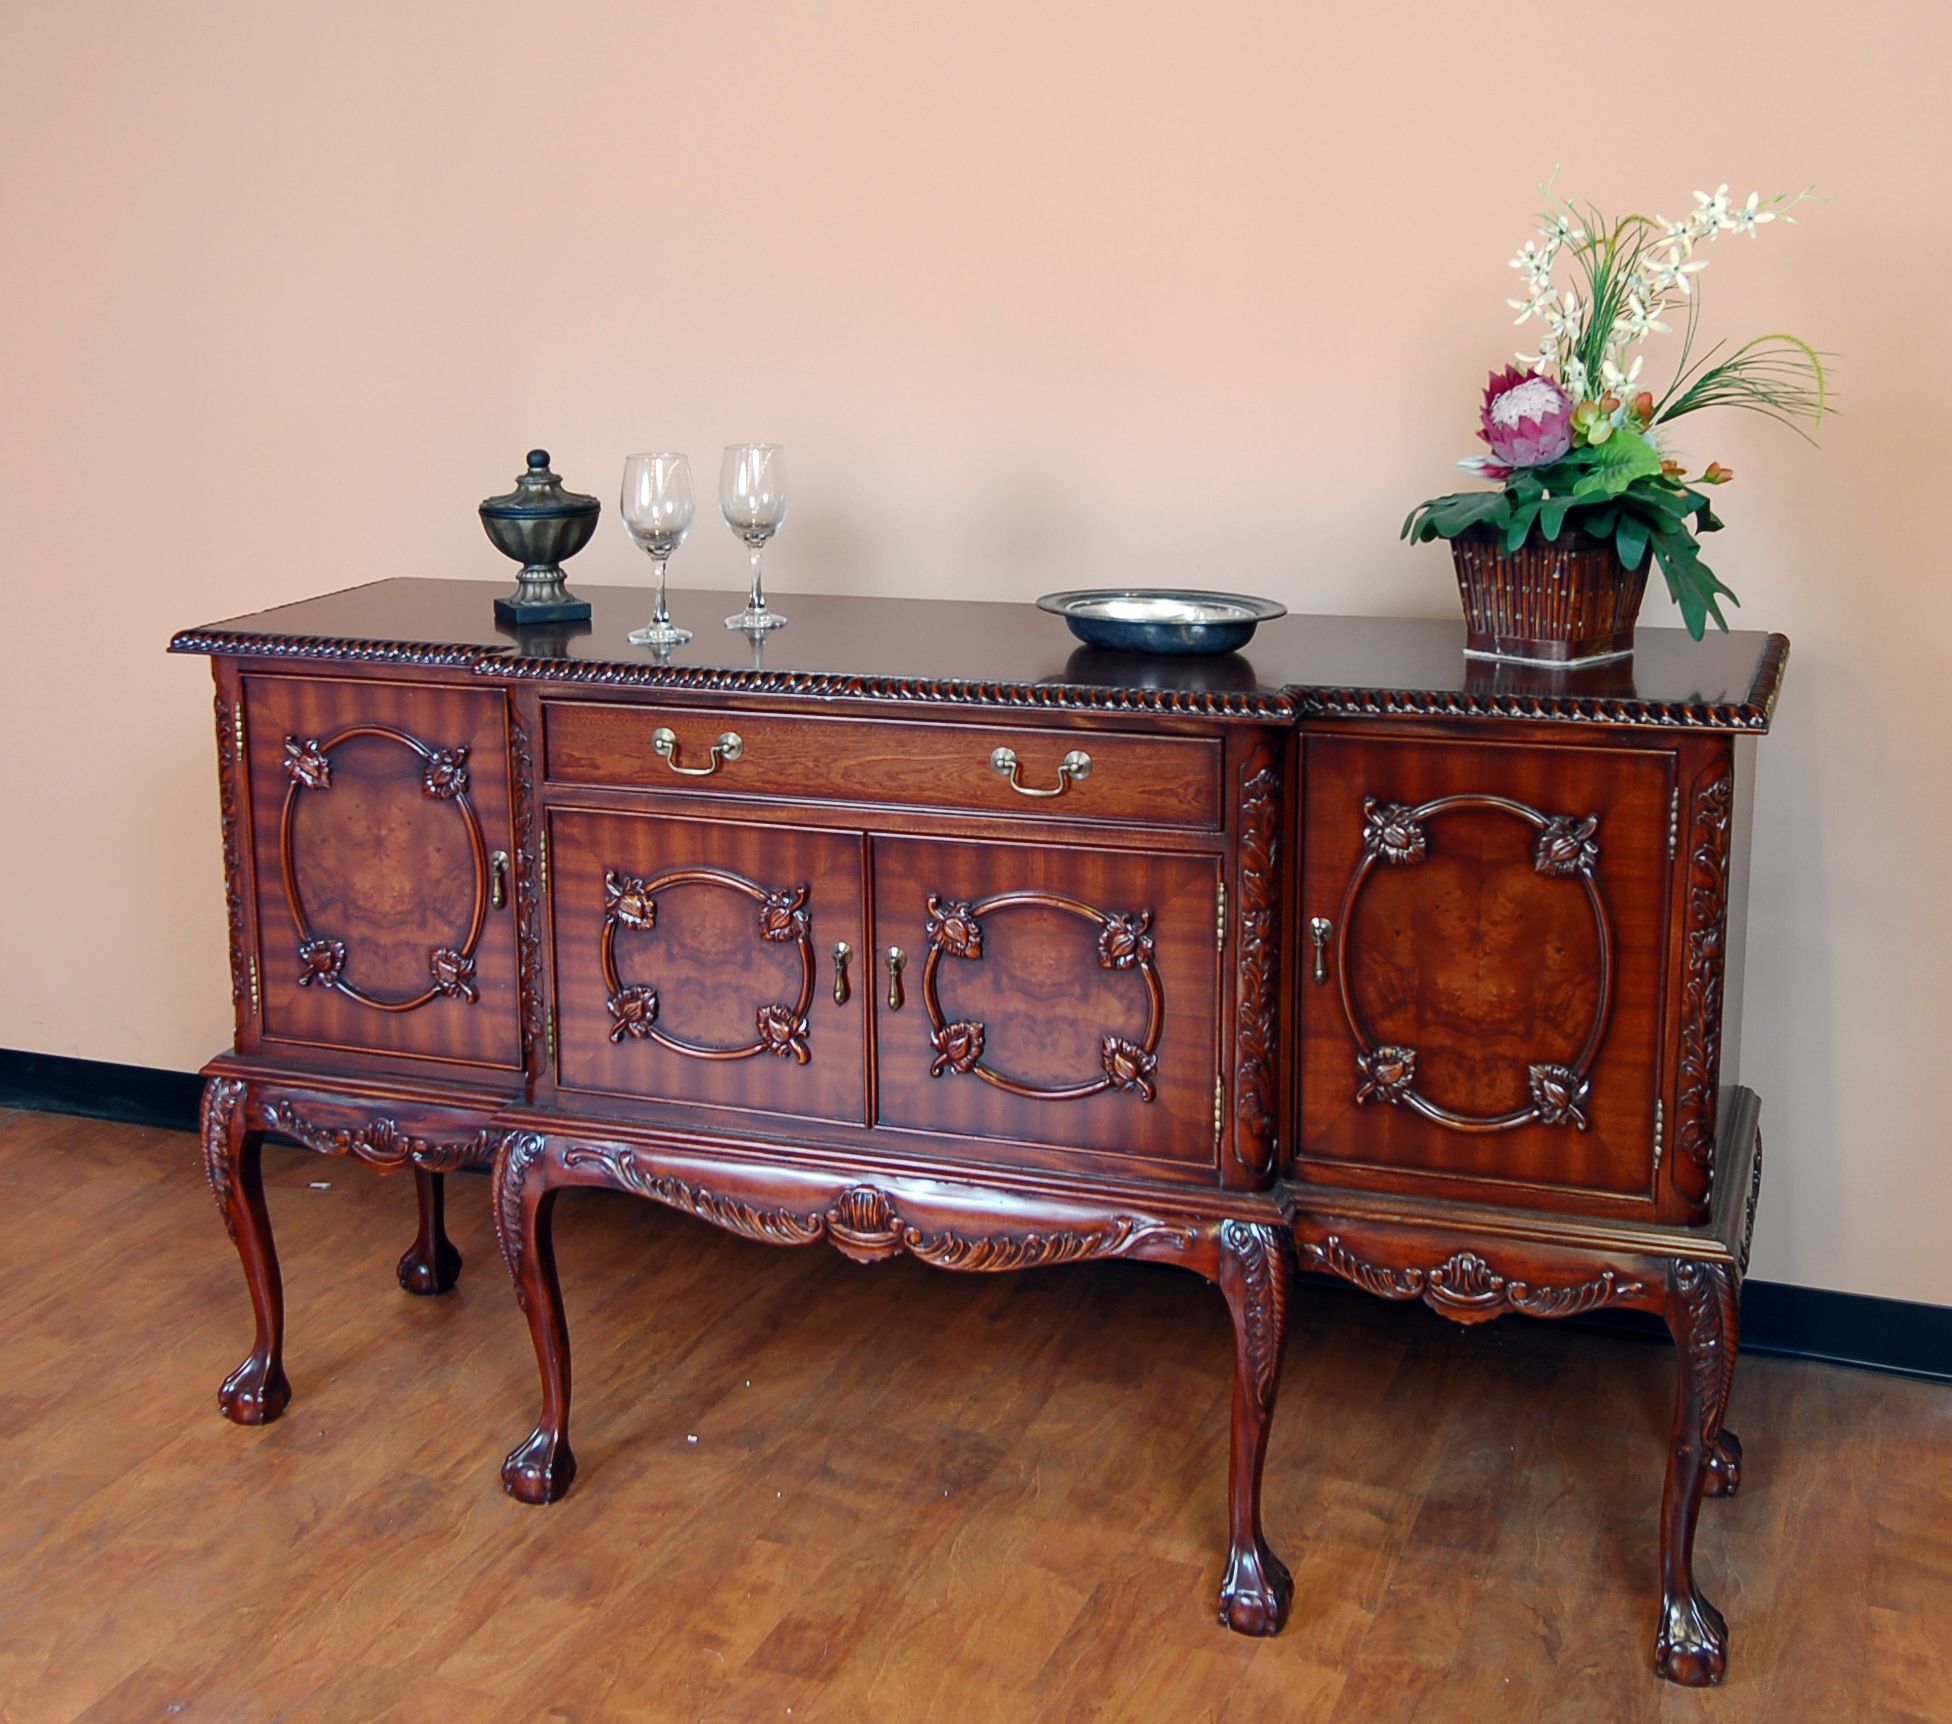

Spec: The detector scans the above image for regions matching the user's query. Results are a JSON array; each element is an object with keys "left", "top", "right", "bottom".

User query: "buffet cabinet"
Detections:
[{"left": 176, "top": 581, "right": 1786, "bottom": 1686}]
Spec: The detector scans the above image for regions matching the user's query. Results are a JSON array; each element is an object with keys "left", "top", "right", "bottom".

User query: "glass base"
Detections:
[
  {"left": 724, "top": 608, "right": 789, "bottom": 631},
  {"left": 629, "top": 623, "right": 692, "bottom": 647}
]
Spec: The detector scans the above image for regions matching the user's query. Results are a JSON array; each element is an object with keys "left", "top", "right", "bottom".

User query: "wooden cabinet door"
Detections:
[
  {"left": 245, "top": 675, "right": 522, "bottom": 1070},
  {"left": 871, "top": 835, "right": 1221, "bottom": 1171},
  {"left": 1297, "top": 733, "right": 1674, "bottom": 1208},
  {"left": 550, "top": 809, "right": 867, "bottom": 1126}
]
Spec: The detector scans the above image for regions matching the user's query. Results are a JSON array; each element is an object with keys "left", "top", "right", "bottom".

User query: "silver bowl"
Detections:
[{"left": 1036, "top": 588, "right": 1287, "bottom": 656}]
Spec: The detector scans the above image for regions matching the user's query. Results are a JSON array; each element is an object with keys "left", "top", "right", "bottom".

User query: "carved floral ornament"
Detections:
[
  {"left": 1301, "top": 1234, "right": 1646, "bottom": 1324},
  {"left": 1341, "top": 790, "right": 1613, "bottom": 1132},
  {"left": 546, "top": 1143, "right": 1198, "bottom": 1271},
  {"left": 601, "top": 865, "right": 815, "bottom": 1065},
  {"left": 920, "top": 888, "right": 1165, "bottom": 1105}
]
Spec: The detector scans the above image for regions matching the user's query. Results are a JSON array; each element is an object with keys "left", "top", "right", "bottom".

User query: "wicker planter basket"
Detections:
[{"left": 1451, "top": 528, "right": 1649, "bottom": 666}]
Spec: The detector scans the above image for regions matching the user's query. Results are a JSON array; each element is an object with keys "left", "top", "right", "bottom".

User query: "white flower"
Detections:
[
  {"left": 1539, "top": 209, "right": 1586, "bottom": 247},
  {"left": 1691, "top": 183, "right": 1735, "bottom": 237},
  {"left": 1508, "top": 285, "right": 1555, "bottom": 325},
  {"left": 1618, "top": 291, "right": 1670, "bottom": 341},
  {"left": 1726, "top": 190, "right": 1777, "bottom": 238},
  {"left": 1562, "top": 356, "right": 1589, "bottom": 402},
  {"left": 1649, "top": 253, "right": 1707, "bottom": 297},
  {"left": 1543, "top": 289, "right": 1584, "bottom": 341},
  {"left": 1654, "top": 215, "right": 1695, "bottom": 251},
  {"left": 1509, "top": 238, "right": 1557, "bottom": 283},
  {"left": 1515, "top": 332, "right": 1560, "bottom": 372},
  {"left": 1600, "top": 354, "right": 1645, "bottom": 395}
]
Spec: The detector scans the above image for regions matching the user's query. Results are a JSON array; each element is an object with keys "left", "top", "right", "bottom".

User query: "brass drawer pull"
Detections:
[
  {"left": 833, "top": 941, "right": 853, "bottom": 1006},
  {"left": 651, "top": 726, "right": 744, "bottom": 777},
  {"left": 1309, "top": 917, "right": 1331, "bottom": 985},
  {"left": 886, "top": 947, "right": 906, "bottom": 1010},
  {"left": 989, "top": 745, "right": 1092, "bottom": 799},
  {"left": 491, "top": 850, "right": 510, "bottom": 911}
]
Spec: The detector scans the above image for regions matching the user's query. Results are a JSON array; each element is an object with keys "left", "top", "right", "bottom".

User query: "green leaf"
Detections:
[
  {"left": 1615, "top": 514, "right": 1649, "bottom": 571},
  {"left": 1540, "top": 496, "right": 1573, "bottom": 541},
  {"left": 1584, "top": 427, "right": 1665, "bottom": 485},
  {"left": 1504, "top": 499, "right": 1540, "bottom": 553},
  {"left": 1582, "top": 505, "right": 1618, "bottom": 539},
  {"left": 1647, "top": 523, "right": 1739, "bottom": 639}
]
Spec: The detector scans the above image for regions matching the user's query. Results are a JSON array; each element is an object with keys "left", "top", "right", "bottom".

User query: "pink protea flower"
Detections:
[{"left": 1476, "top": 367, "right": 1574, "bottom": 472}]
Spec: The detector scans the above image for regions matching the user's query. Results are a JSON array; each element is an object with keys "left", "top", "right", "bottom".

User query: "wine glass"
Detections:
[
  {"left": 719, "top": 443, "right": 790, "bottom": 631},
  {"left": 620, "top": 453, "right": 695, "bottom": 648}
]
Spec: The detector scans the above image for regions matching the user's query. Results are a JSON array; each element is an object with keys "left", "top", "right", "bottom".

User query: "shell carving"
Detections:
[
  {"left": 758, "top": 885, "right": 810, "bottom": 943},
  {"left": 421, "top": 747, "right": 470, "bottom": 800},
  {"left": 1534, "top": 814, "right": 1600, "bottom": 877},
  {"left": 429, "top": 946, "right": 479, "bottom": 1003},
  {"left": 297, "top": 937, "right": 347, "bottom": 989},
  {"left": 755, "top": 1002, "right": 811, "bottom": 1063},
  {"left": 1362, "top": 799, "right": 1427, "bottom": 865},
  {"left": 1356, "top": 1044, "right": 1418, "bottom": 1105}
]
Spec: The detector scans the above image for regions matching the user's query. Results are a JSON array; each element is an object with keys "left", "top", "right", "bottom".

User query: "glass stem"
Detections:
[
  {"left": 748, "top": 544, "right": 766, "bottom": 616},
  {"left": 653, "top": 559, "right": 671, "bottom": 628}
]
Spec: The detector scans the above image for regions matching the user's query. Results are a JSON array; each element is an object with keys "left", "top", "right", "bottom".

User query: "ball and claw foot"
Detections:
[
  {"left": 1655, "top": 1587, "right": 1728, "bottom": 1687},
  {"left": 502, "top": 1427, "right": 576, "bottom": 1505},
  {"left": 1218, "top": 1539, "right": 1294, "bottom": 1637},
  {"left": 395, "top": 1237, "right": 463, "bottom": 1297},
  {"left": 1704, "top": 1428, "right": 1743, "bottom": 1499},
  {"left": 218, "top": 1354, "right": 292, "bottom": 1426}
]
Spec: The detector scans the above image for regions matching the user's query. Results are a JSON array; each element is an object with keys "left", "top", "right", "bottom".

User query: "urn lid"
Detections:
[{"left": 479, "top": 449, "right": 601, "bottom": 522}]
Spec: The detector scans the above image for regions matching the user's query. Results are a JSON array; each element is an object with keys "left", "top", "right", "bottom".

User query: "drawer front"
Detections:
[
  {"left": 872, "top": 835, "right": 1222, "bottom": 1169},
  {"left": 542, "top": 702, "right": 1222, "bottom": 829},
  {"left": 245, "top": 674, "right": 522, "bottom": 1071},
  {"left": 1297, "top": 733, "right": 1674, "bottom": 1208},
  {"left": 550, "top": 808, "right": 868, "bottom": 1126}
]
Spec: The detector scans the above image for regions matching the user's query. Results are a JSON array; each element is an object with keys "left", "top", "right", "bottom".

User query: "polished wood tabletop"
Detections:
[{"left": 173, "top": 578, "right": 1789, "bottom": 731}]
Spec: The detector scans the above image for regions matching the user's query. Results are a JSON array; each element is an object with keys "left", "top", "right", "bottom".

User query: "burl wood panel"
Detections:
[
  {"left": 541, "top": 700, "right": 1224, "bottom": 829},
  {"left": 243, "top": 675, "right": 521, "bottom": 1070},
  {"left": 873, "top": 835, "right": 1221, "bottom": 1170},
  {"left": 550, "top": 807, "right": 868, "bottom": 1125},
  {"left": 1296, "top": 732, "right": 1673, "bottom": 1208}
]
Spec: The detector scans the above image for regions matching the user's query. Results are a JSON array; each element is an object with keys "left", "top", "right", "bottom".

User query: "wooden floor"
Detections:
[{"left": 0, "top": 1110, "right": 1947, "bottom": 1723}]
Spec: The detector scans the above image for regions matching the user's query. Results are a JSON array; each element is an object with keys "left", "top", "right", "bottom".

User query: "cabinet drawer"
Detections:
[{"left": 542, "top": 702, "right": 1222, "bottom": 829}]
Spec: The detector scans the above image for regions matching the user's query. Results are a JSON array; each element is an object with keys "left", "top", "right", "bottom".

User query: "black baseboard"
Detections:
[{"left": 5, "top": 1047, "right": 1948, "bottom": 1383}]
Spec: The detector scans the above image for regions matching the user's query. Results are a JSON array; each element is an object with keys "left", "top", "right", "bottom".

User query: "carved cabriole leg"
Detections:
[
  {"left": 395, "top": 1167, "right": 464, "bottom": 1296},
  {"left": 1213, "top": 1219, "right": 1294, "bottom": 1636},
  {"left": 495, "top": 1133, "right": 575, "bottom": 1504},
  {"left": 201, "top": 1077, "right": 291, "bottom": 1425},
  {"left": 1656, "top": 1257, "right": 1738, "bottom": 1686}
]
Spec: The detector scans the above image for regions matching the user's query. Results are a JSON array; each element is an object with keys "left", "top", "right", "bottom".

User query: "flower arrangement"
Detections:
[{"left": 1403, "top": 180, "right": 1828, "bottom": 639}]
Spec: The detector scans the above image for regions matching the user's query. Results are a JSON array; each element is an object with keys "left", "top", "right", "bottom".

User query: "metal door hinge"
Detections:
[
  {"left": 539, "top": 828, "right": 551, "bottom": 894},
  {"left": 1667, "top": 784, "right": 1680, "bottom": 861},
  {"left": 1216, "top": 881, "right": 1227, "bottom": 950},
  {"left": 1214, "top": 1075, "right": 1225, "bottom": 1149},
  {"left": 1652, "top": 1098, "right": 1665, "bottom": 1176},
  {"left": 547, "top": 1005, "right": 558, "bottom": 1068},
  {"left": 232, "top": 701, "right": 247, "bottom": 753},
  {"left": 248, "top": 953, "right": 261, "bottom": 1015}
]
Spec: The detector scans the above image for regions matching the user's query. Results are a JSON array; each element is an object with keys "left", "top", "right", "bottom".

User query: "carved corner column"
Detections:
[
  {"left": 1213, "top": 1219, "right": 1294, "bottom": 1635},
  {"left": 495, "top": 1132, "right": 576, "bottom": 1504},
  {"left": 1231, "top": 737, "right": 1283, "bottom": 1186},
  {"left": 201, "top": 1076, "right": 290, "bottom": 1425}
]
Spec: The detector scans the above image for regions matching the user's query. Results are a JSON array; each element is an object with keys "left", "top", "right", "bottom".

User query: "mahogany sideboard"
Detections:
[{"left": 173, "top": 578, "right": 1787, "bottom": 1685}]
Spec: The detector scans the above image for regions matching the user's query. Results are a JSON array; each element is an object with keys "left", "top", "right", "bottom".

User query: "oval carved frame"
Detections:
[
  {"left": 601, "top": 867, "right": 815, "bottom": 1065},
  {"left": 920, "top": 891, "right": 1164, "bottom": 1103},
  {"left": 279, "top": 728, "right": 488, "bottom": 1011},
  {"left": 1336, "top": 793, "right": 1614, "bottom": 1131}
]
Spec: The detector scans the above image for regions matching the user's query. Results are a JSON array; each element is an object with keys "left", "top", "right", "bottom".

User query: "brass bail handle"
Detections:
[
  {"left": 832, "top": 941, "right": 852, "bottom": 1006},
  {"left": 885, "top": 947, "right": 906, "bottom": 1010},
  {"left": 651, "top": 727, "right": 744, "bottom": 777},
  {"left": 490, "top": 850, "right": 510, "bottom": 911},
  {"left": 1308, "top": 917, "right": 1332, "bottom": 985},
  {"left": 989, "top": 745, "right": 1092, "bottom": 799}
]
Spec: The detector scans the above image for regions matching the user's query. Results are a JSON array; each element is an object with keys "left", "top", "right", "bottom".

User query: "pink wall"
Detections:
[{"left": 3, "top": 1, "right": 1945, "bottom": 1301}]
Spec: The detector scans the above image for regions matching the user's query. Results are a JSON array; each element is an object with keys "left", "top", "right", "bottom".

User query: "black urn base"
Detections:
[{"left": 494, "top": 590, "right": 592, "bottom": 625}]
